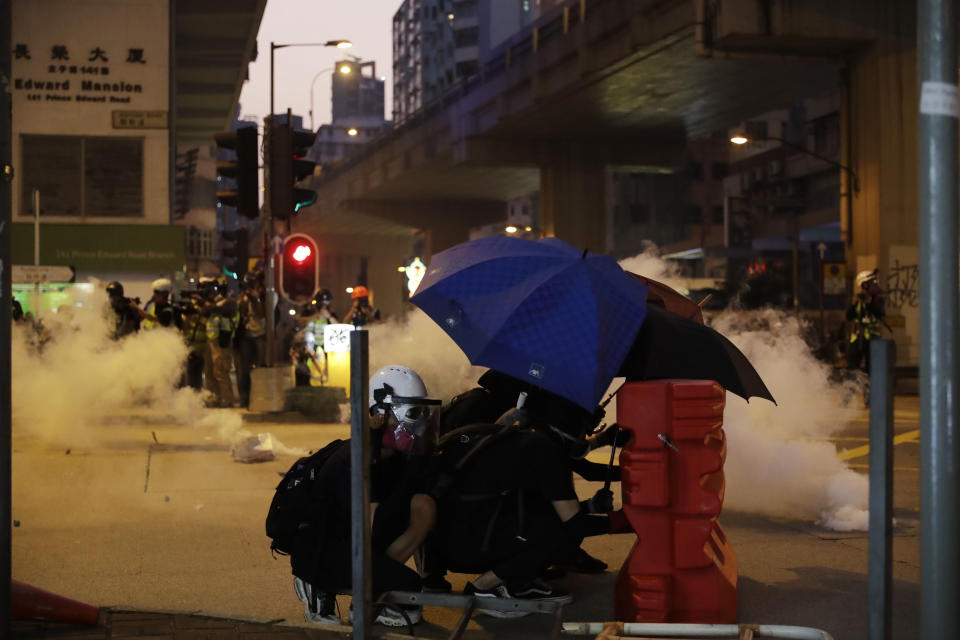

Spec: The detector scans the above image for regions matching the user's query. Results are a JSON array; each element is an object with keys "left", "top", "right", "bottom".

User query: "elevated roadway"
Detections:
[{"left": 298, "top": 0, "right": 890, "bottom": 254}]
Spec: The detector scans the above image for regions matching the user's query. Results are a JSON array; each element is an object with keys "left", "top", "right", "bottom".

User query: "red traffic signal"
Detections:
[{"left": 280, "top": 233, "right": 320, "bottom": 302}]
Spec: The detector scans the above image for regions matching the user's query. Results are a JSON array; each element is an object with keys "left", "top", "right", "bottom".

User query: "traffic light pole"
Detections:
[{"left": 264, "top": 116, "right": 277, "bottom": 367}]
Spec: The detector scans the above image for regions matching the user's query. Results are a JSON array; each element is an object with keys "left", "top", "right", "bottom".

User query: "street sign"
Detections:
[
  {"left": 12, "top": 265, "right": 75, "bottom": 284},
  {"left": 822, "top": 262, "right": 846, "bottom": 295},
  {"left": 111, "top": 110, "right": 169, "bottom": 129}
]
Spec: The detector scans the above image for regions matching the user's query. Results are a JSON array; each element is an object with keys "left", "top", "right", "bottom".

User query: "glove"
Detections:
[{"left": 582, "top": 488, "right": 615, "bottom": 514}]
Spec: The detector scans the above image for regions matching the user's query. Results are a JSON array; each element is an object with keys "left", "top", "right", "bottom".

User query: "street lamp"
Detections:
[
  {"left": 728, "top": 124, "right": 859, "bottom": 192},
  {"left": 729, "top": 122, "right": 860, "bottom": 313},
  {"left": 270, "top": 39, "right": 352, "bottom": 116},
  {"left": 309, "top": 65, "right": 353, "bottom": 130}
]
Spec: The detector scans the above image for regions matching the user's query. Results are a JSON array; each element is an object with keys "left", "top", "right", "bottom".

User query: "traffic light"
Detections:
[
  {"left": 221, "top": 228, "right": 249, "bottom": 280},
  {"left": 268, "top": 119, "right": 317, "bottom": 220},
  {"left": 215, "top": 126, "right": 260, "bottom": 219},
  {"left": 280, "top": 233, "right": 319, "bottom": 302}
]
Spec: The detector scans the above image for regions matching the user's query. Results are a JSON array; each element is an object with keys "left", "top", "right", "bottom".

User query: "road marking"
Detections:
[{"left": 837, "top": 429, "right": 920, "bottom": 461}]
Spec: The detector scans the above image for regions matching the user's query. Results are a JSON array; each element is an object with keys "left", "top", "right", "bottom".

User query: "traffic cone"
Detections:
[{"left": 11, "top": 580, "right": 100, "bottom": 625}]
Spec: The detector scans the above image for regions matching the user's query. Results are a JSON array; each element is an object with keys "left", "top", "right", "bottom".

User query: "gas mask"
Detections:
[{"left": 372, "top": 383, "right": 441, "bottom": 455}]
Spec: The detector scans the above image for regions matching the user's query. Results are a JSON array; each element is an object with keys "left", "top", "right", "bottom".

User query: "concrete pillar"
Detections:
[
  {"left": 540, "top": 147, "right": 607, "bottom": 253},
  {"left": 843, "top": 2, "right": 920, "bottom": 365}
]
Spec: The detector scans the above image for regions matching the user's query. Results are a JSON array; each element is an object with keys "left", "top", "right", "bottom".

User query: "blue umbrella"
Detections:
[{"left": 410, "top": 236, "right": 648, "bottom": 411}]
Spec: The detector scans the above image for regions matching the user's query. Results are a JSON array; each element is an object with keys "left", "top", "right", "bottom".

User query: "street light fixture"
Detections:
[
  {"left": 347, "top": 127, "right": 359, "bottom": 137},
  {"left": 728, "top": 123, "right": 859, "bottom": 192},
  {"left": 270, "top": 39, "right": 352, "bottom": 115},
  {"left": 309, "top": 65, "right": 353, "bottom": 130}
]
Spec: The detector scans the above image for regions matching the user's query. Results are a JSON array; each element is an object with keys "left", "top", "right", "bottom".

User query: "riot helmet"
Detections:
[
  {"left": 152, "top": 278, "right": 172, "bottom": 297},
  {"left": 106, "top": 281, "right": 124, "bottom": 298},
  {"left": 369, "top": 365, "right": 441, "bottom": 455}
]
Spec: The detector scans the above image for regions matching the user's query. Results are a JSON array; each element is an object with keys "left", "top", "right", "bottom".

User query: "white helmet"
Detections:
[
  {"left": 152, "top": 278, "right": 172, "bottom": 293},
  {"left": 855, "top": 269, "right": 878, "bottom": 290},
  {"left": 369, "top": 365, "right": 440, "bottom": 454}
]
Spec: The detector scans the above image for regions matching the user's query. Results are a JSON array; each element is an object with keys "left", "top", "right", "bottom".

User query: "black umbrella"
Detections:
[{"left": 617, "top": 305, "right": 775, "bottom": 404}]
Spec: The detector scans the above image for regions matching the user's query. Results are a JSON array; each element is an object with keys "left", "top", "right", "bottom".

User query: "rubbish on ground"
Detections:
[{"left": 231, "top": 433, "right": 276, "bottom": 463}]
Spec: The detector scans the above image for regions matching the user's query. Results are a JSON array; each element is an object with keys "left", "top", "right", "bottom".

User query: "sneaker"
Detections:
[
  {"left": 294, "top": 577, "right": 340, "bottom": 625},
  {"left": 507, "top": 579, "right": 572, "bottom": 603},
  {"left": 463, "top": 582, "right": 529, "bottom": 619},
  {"left": 348, "top": 602, "right": 423, "bottom": 628}
]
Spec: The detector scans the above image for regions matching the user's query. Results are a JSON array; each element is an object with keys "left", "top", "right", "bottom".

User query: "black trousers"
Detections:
[
  {"left": 185, "top": 351, "right": 204, "bottom": 390},
  {"left": 291, "top": 497, "right": 422, "bottom": 597},
  {"left": 432, "top": 492, "right": 580, "bottom": 585}
]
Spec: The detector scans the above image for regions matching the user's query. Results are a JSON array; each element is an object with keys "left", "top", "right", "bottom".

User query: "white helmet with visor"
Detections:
[{"left": 369, "top": 365, "right": 441, "bottom": 454}]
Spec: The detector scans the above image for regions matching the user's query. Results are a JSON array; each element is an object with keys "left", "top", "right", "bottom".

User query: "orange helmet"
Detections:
[{"left": 351, "top": 286, "right": 369, "bottom": 300}]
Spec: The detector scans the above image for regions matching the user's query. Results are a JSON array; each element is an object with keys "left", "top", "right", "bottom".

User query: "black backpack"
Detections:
[{"left": 265, "top": 439, "right": 345, "bottom": 556}]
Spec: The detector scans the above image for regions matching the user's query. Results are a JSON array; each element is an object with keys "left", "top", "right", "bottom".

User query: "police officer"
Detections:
[
  {"left": 236, "top": 271, "right": 266, "bottom": 408},
  {"left": 143, "top": 278, "right": 182, "bottom": 330},
  {"left": 180, "top": 282, "right": 208, "bottom": 390},
  {"left": 846, "top": 269, "right": 886, "bottom": 372},
  {"left": 301, "top": 289, "right": 338, "bottom": 384},
  {"left": 105, "top": 281, "right": 147, "bottom": 340},
  {"left": 346, "top": 286, "right": 380, "bottom": 327},
  {"left": 204, "top": 278, "right": 239, "bottom": 407}
]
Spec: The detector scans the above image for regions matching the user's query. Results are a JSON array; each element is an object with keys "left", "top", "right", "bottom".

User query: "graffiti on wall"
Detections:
[{"left": 886, "top": 258, "right": 919, "bottom": 309}]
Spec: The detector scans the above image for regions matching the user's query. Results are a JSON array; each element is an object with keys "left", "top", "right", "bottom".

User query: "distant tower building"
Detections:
[
  {"left": 310, "top": 61, "right": 391, "bottom": 170},
  {"left": 393, "top": 0, "right": 538, "bottom": 124},
  {"left": 332, "top": 59, "right": 385, "bottom": 123},
  {"left": 393, "top": 0, "right": 455, "bottom": 124}
]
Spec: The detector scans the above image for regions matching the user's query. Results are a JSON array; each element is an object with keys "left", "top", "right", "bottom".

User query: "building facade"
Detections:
[
  {"left": 392, "top": 0, "right": 455, "bottom": 124},
  {"left": 9, "top": 0, "right": 262, "bottom": 310}
]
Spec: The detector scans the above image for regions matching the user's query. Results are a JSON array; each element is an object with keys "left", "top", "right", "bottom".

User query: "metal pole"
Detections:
[
  {"left": 917, "top": 1, "right": 960, "bottom": 637},
  {"left": 33, "top": 189, "right": 38, "bottom": 266},
  {"left": 269, "top": 42, "right": 275, "bottom": 118},
  {"left": 0, "top": 0, "right": 13, "bottom": 634},
  {"left": 868, "top": 339, "right": 894, "bottom": 640},
  {"left": 349, "top": 329, "right": 372, "bottom": 639},
  {"left": 264, "top": 116, "right": 276, "bottom": 367},
  {"left": 792, "top": 210, "right": 800, "bottom": 312}
]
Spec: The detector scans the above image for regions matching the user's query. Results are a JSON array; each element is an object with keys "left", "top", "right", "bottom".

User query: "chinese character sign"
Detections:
[{"left": 323, "top": 324, "right": 356, "bottom": 353}]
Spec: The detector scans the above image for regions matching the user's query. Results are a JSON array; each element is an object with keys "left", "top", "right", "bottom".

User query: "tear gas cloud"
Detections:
[
  {"left": 618, "top": 245, "right": 868, "bottom": 531},
  {"left": 11, "top": 286, "right": 300, "bottom": 455},
  {"left": 368, "top": 308, "right": 483, "bottom": 402}
]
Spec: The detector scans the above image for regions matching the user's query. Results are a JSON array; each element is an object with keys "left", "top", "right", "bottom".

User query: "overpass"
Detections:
[{"left": 295, "top": 0, "right": 904, "bottom": 256}]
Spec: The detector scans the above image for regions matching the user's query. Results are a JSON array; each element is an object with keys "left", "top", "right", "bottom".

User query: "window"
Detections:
[
  {"left": 21, "top": 134, "right": 143, "bottom": 217},
  {"left": 687, "top": 162, "right": 703, "bottom": 180},
  {"left": 711, "top": 163, "right": 729, "bottom": 180},
  {"left": 454, "top": 26, "right": 479, "bottom": 48}
]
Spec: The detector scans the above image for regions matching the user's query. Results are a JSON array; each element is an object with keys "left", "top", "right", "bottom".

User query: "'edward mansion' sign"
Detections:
[
  {"left": 13, "top": 42, "right": 149, "bottom": 104},
  {"left": 11, "top": 0, "right": 168, "bottom": 114}
]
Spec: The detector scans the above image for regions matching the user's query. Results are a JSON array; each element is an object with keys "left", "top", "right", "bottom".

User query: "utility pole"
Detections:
[
  {"left": 917, "top": 0, "right": 960, "bottom": 637},
  {"left": 1, "top": 0, "right": 14, "bottom": 635}
]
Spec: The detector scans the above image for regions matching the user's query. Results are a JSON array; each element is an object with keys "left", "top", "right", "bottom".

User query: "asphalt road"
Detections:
[{"left": 11, "top": 397, "right": 922, "bottom": 639}]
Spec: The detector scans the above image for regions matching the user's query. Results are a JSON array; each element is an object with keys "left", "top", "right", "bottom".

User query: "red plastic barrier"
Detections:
[
  {"left": 12, "top": 580, "right": 100, "bottom": 625},
  {"left": 614, "top": 380, "right": 737, "bottom": 623}
]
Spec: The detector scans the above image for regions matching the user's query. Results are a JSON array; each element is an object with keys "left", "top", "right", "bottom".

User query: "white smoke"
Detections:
[
  {"left": 11, "top": 283, "right": 304, "bottom": 457},
  {"left": 368, "top": 307, "right": 483, "bottom": 402},
  {"left": 617, "top": 246, "right": 869, "bottom": 531}
]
